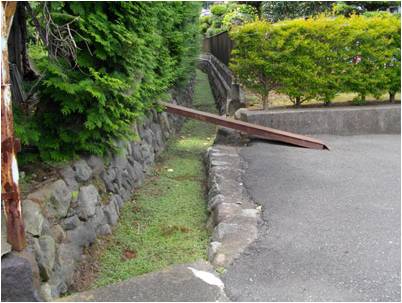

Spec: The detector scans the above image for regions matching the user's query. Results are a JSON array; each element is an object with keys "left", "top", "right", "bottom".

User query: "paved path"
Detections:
[
  {"left": 223, "top": 135, "right": 401, "bottom": 301},
  {"left": 60, "top": 261, "right": 227, "bottom": 302}
]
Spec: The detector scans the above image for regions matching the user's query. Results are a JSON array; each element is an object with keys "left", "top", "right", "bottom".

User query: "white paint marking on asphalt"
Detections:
[{"left": 187, "top": 267, "right": 224, "bottom": 289}]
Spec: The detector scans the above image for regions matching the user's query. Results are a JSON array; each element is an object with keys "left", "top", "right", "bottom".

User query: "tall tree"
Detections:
[{"left": 261, "top": 1, "right": 334, "bottom": 22}]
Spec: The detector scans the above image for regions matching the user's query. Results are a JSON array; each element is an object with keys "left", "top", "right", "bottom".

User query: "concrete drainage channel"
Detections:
[
  {"left": 63, "top": 139, "right": 261, "bottom": 302},
  {"left": 47, "top": 63, "right": 254, "bottom": 301}
]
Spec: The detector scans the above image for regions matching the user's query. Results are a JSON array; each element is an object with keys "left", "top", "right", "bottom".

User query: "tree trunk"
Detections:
[
  {"left": 295, "top": 96, "right": 301, "bottom": 107},
  {"left": 389, "top": 92, "right": 395, "bottom": 103},
  {"left": 262, "top": 94, "right": 269, "bottom": 110}
]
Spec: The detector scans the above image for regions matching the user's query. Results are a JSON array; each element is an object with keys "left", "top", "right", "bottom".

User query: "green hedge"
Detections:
[
  {"left": 16, "top": 2, "right": 201, "bottom": 162},
  {"left": 230, "top": 13, "right": 400, "bottom": 108}
]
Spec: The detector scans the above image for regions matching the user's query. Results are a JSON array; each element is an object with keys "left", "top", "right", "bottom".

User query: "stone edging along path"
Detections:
[{"left": 205, "top": 143, "right": 262, "bottom": 268}]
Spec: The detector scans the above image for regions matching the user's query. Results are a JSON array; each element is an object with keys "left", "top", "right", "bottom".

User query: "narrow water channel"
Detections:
[{"left": 71, "top": 70, "right": 218, "bottom": 291}]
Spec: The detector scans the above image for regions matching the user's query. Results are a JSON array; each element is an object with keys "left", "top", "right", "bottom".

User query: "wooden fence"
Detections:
[{"left": 202, "top": 31, "right": 233, "bottom": 66}]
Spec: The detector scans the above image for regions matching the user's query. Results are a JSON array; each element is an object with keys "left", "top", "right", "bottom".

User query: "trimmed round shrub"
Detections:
[{"left": 230, "top": 13, "right": 400, "bottom": 108}]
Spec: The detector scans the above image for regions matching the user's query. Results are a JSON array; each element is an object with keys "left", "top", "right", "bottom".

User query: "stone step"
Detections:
[{"left": 58, "top": 260, "right": 228, "bottom": 302}]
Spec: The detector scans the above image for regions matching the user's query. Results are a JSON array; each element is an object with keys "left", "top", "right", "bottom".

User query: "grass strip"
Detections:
[{"left": 92, "top": 70, "right": 217, "bottom": 288}]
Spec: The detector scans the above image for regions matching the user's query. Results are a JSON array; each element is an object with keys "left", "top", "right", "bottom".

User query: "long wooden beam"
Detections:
[{"left": 161, "top": 102, "right": 329, "bottom": 150}]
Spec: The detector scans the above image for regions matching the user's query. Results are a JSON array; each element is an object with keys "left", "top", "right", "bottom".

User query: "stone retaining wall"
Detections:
[
  {"left": 237, "top": 104, "right": 401, "bottom": 135},
  {"left": 1, "top": 80, "right": 194, "bottom": 302}
]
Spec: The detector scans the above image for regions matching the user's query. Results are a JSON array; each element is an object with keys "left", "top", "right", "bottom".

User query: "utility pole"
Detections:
[{"left": 1, "top": 1, "right": 26, "bottom": 251}]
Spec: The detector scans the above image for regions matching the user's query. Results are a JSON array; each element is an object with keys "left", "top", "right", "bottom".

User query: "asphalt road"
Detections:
[{"left": 223, "top": 135, "right": 401, "bottom": 302}]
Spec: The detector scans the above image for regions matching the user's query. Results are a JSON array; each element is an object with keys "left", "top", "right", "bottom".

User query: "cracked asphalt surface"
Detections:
[{"left": 223, "top": 135, "right": 401, "bottom": 301}]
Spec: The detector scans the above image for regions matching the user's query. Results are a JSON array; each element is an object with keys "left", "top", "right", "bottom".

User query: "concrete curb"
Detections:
[
  {"left": 237, "top": 104, "right": 401, "bottom": 135},
  {"left": 205, "top": 144, "right": 261, "bottom": 268}
]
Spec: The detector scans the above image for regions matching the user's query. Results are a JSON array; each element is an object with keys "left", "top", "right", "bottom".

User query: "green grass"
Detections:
[{"left": 91, "top": 70, "right": 217, "bottom": 288}]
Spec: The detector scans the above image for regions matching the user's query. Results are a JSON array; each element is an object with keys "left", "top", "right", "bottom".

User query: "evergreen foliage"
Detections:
[
  {"left": 261, "top": 1, "right": 333, "bottom": 22},
  {"left": 200, "top": 3, "right": 257, "bottom": 37},
  {"left": 261, "top": 1, "right": 399, "bottom": 22},
  {"left": 230, "top": 13, "right": 400, "bottom": 108},
  {"left": 332, "top": 1, "right": 400, "bottom": 17},
  {"left": 15, "top": 2, "right": 201, "bottom": 162}
]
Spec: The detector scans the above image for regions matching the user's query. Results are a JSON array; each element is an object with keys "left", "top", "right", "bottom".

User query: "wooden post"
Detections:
[{"left": 1, "top": 1, "right": 26, "bottom": 251}]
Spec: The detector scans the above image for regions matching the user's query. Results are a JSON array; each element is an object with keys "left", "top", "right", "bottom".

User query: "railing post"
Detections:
[
  {"left": 230, "top": 82, "right": 240, "bottom": 102},
  {"left": 1, "top": 1, "right": 26, "bottom": 251}
]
